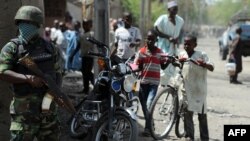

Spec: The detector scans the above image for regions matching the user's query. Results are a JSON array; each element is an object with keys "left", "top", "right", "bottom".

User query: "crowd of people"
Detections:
[
  {"left": 6, "top": 0, "right": 250, "bottom": 140},
  {"left": 43, "top": 18, "right": 82, "bottom": 73}
]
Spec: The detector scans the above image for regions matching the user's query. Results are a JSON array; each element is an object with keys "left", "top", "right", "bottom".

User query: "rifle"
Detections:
[{"left": 18, "top": 54, "right": 76, "bottom": 113}]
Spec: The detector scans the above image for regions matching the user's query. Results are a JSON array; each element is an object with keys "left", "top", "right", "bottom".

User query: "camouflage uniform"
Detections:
[{"left": 0, "top": 6, "right": 62, "bottom": 141}]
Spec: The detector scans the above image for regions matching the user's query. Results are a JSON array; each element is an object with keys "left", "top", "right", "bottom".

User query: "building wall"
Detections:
[
  {"left": 67, "top": 2, "right": 82, "bottom": 23},
  {"left": 21, "top": 0, "right": 44, "bottom": 12},
  {"left": 44, "top": 0, "right": 66, "bottom": 27},
  {"left": 44, "top": 0, "right": 82, "bottom": 27},
  {"left": 110, "top": 0, "right": 123, "bottom": 19},
  {"left": 0, "top": 1, "right": 18, "bottom": 137}
]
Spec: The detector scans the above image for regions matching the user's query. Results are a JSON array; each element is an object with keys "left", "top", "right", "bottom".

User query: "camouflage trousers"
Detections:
[
  {"left": 10, "top": 96, "right": 60, "bottom": 141},
  {"left": 10, "top": 114, "right": 60, "bottom": 141}
]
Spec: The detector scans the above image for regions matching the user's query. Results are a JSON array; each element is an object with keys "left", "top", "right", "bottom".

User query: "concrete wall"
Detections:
[
  {"left": 67, "top": 2, "right": 82, "bottom": 23},
  {"left": 110, "top": 0, "right": 123, "bottom": 19},
  {"left": 44, "top": 0, "right": 82, "bottom": 27}
]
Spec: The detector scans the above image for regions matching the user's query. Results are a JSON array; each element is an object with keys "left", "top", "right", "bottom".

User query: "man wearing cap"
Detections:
[
  {"left": 0, "top": 6, "right": 62, "bottom": 140},
  {"left": 50, "top": 19, "right": 59, "bottom": 44},
  {"left": 154, "top": 0, "right": 184, "bottom": 85}
]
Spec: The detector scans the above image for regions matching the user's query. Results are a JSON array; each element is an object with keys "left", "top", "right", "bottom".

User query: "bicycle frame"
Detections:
[{"left": 149, "top": 56, "right": 193, "bottom": 140}]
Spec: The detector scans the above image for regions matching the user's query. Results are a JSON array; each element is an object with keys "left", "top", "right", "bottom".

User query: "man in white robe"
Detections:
[{"left": 154, "top": 0, "right": 184, "bottom": 85}]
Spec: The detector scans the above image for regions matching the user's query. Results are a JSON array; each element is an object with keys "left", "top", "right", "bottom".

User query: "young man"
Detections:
[
  {"left": 70, "top": 19, "right": 94, "bottom": 94},
  {"left": 179, "top": 34, "right": 214, "bottom": 141},
  {"left": 154, "top": 0, "right": 184, "bottom": 85},
  {"left": 113, "top": 12, "right": 142, "bottom": 61},
  {"left": 134, "top": 29, "right": 169, "bottom": 136}
]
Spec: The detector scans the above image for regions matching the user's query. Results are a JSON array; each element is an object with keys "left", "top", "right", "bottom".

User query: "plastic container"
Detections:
[{"left": 225, "top": 62, "right": 236, "bottom": 76}]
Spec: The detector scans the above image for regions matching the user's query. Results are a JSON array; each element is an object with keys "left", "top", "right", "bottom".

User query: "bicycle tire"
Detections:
[
  {"left": 149, "top": 87, "right": 179, "bottom": 140},
  {"left": 92, "top": 111, "right": 138, "bottom": 141},
  {"left": 175, "top": 113, "right": 186, "bottom": 138}
]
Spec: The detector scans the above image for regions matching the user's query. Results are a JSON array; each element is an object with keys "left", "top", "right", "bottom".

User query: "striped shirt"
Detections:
[{"left": 135, "top": 46, "right": 164, "bottom": 85}]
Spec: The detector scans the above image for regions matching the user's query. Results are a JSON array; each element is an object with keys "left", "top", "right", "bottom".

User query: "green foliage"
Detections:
[
  {"left": 151, "top": 1, "right": 166, "bottom": 22},
  {"left": 178, "top": 0, "right": 200, "bottom": 24},
  {"left": 207, "top": 0, "right": 248, "bottom": 25},
  {"left": 120, "top": 0, "right": 141, "bottom": 25},
  {"left": 120, "top": 0, "right": 250, "bottom": 27},
  {"left": 121, "top": 0, "right": 204, "bottom": 29},
  {"left": 121, "top": 0, "right": 166, "bottom": 26}
]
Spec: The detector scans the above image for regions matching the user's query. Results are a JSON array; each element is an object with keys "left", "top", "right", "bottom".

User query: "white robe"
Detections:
[
  {"left": 154, "top": 14, "right": 184, "bottom": 85},
  {"left": 154, "top": 14, "right": 184, "bottom": 55},
  {"left": 179, "top": 50, "right": 214, "bottom": 113}
]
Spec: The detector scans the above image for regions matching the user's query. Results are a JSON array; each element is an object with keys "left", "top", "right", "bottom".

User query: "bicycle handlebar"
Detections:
[{"left": 160, "top": 54, "right": 198, "bottom": 69}]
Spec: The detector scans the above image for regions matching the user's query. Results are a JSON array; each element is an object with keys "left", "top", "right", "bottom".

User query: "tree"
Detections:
[
  {"left": 207, "top": 0, "right": 249, "bottom": 25},
  {"left": 121, "top": 0, "right": 204, "bottom": 33},
  {"left": 121, "top": 0, "right": 141, "bottom": 26}
]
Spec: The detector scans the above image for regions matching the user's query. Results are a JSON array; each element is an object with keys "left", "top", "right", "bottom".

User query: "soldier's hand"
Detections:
[{"left": 25, "top": 75, "right": 44, "bottom": 88}]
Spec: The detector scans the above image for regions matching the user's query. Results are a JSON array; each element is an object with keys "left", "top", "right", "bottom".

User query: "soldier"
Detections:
[{"left": 0, "top": 6, "right": 62, "bottom": 140}]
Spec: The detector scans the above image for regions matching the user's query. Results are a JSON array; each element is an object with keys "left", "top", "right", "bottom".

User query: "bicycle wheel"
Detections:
[
  {"left": 149, "top": 87, "right": 178, "bottom": 140},
  {"left": 92, "top": 111, "right": 138, "bottom": 141},
  {"left": 175, "top": 110, "right": 186, "bottom": 138}
]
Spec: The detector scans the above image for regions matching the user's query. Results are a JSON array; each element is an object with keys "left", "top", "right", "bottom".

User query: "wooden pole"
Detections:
[{"left": 93, "top": 0, "right": 110, "bottom": 78}]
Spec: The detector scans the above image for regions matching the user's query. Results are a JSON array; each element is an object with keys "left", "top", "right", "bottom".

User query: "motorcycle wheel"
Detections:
[
  {"left": 70, "top": 99, "right": 88, "bottom": 138},
  {"left": 92, "top": 111, "right": 138, "bottom": 141}
]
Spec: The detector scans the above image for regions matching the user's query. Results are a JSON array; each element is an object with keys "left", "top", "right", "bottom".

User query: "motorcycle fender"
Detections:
[{"left": 116, "top": 107, "right": 137, "bottom": 121}]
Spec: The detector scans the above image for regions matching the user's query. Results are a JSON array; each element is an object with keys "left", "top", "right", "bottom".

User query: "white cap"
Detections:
[
  {"left": 167, "top": 1, "right": 178, "bottom": 9},
  {"left": 45, "top": 27, "right": 50, "bottom": 31}
]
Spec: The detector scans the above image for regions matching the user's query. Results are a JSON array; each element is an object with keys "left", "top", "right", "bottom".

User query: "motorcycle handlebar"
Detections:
[
  {"left": 88, "top": 51, "right": 105, "bottom": 58},
  {"left": 86, "top": 37, "right": 108, "bottom": 49}
]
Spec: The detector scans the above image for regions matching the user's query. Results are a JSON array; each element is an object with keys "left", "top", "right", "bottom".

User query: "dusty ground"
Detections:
[{"left": 58, "top": 37, "right": 250, "bottom": 141}]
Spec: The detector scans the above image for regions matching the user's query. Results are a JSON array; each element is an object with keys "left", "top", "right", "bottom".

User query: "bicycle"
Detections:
[{"left": 149, "top": 56, "right": 193, "bottom": 140}]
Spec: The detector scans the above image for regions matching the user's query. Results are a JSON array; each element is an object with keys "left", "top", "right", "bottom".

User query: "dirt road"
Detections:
[
  {"left": 139, "top": 38, "right": 250, "bottom": 141},
  {"left": 60, "top": 37, "right": 250, "bottom": 141}
]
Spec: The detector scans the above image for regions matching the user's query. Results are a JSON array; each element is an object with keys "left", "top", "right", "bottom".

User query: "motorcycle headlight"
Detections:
[
  {"left": 123, "top": 74, "right": 136, "bottom": 92},
  {"left": 111, "top": 80, "right": 121, "bottom": 92}
]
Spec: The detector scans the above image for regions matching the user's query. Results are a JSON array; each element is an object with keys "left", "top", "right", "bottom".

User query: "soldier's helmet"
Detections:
[{"left": 14, "top": 6, "right": 43, "bottom": 27}]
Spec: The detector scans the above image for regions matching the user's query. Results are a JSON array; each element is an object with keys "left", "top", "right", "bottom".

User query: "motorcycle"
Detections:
[{"left": 69, "top": 37, "right": 139, "bottom": 141}]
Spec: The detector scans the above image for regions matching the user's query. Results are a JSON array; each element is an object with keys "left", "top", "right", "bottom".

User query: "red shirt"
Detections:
[{"left": 135, "top": 46, "right": 164, "bottom": 85}]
